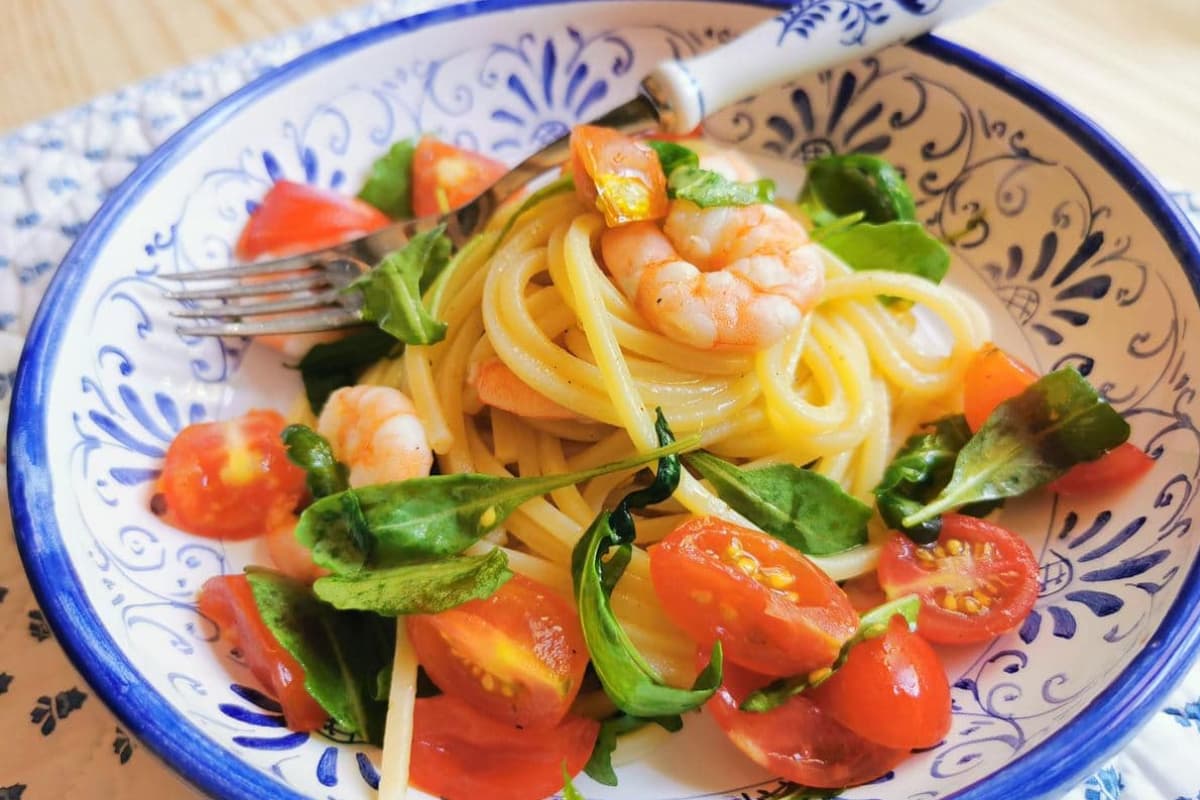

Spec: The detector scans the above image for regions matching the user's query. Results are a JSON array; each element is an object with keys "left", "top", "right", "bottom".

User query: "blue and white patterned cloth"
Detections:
[{"left": 1, "top": 2, "right": 1198, "bottom": 797}]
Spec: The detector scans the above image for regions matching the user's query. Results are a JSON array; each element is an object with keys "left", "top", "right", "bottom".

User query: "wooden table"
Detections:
[{"left": 2, "top": 0, "right": 1197, "bottom": 186}]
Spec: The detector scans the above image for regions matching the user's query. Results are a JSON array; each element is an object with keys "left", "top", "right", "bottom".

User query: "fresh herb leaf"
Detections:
[
  {"left": 646, "top": 140, "right": 700, "bottom": 176},
  {"left": 902, "top": 368, "right": 1131, "bottom": 528},
  {"left": 683, "top": 451, "right": 869, "bottom": 555},
  {"left": 819, "top": 220, "right": 950, "bottom": 285},
  {"left": 296, "top": 327, "right": 400, "bottom": 415},
  {"left": 245, "top": 569, "right": 395, "bottom": 744},
  {"left": 298, "top": 437, "right": 697, "bottom": 574},
  {"left": 312, "top": 549, "right": 512, "bottom": 615},
  {"left": 669, "top": 166, "right": 775, "bottom": 208},
  {"left": 490, "top": 175, "right": 575, "bottom": 254},
  {"left": 584, "top": 713, "right": 681, "bottom": 786},
  {"left": 561, "top": 765, "right": 586, "bottom": 800},
  {"left": 740, "top": 595, "right": 920, "bottom": 713},
  {"left": 348, "top": 227, "right": 452, "bottom": 345},
  {"left": 282, "top": 424, "right": 349, "bottom": 498},
  {"left": 356, "top": 138, "right": 416, "bottom": 219},
  {"left": 800, "top": 153, "right": 917, "bottom": 225}
]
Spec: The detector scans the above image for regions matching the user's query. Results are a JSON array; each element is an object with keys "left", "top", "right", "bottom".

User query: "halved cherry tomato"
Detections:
[
  {"left": 877, "top": 514, "right": 1040, "bottom": 645},
  {"left": 410, "top": 694, "right": 598, "bottom": 800},
  {"left": 236, "top": 180, "right": 390, "bottom": 260},
  {"left": 198, "top": 574, "right": 327, "bottom": 731},
  {"left": 649, "top": 518, "right": 858, "bottom": 677},
  {"left": 706, "top": 659, "right": 906, "bottom": 789},
  {"left": 406, "top": 574, "right": 589, "bottom": 730},
  {"left": 840, "top": 573, "right": 889, "bottom": 614},
  {"left": 1049, "top": 441, "right": 1155, "bottom": 496},
  {"left": 809, "top": 616, "right": 951, "bottom": 749},
  {"left": 155, "top": 409, "right": 307, "bottom": 540},
  {"left": 411, "top": 136, "right": 508, "bottom": 217},
  {"left": 570, "top": 124, "right": 668, "bottom": 226},
  {"left": 963, "top": 343, "right": 1038, "bottom": 432}
]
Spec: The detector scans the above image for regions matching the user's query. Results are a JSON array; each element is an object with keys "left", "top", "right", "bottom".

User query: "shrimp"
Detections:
[
  {"left": 687, "top": 139, "right": 762, "bottom": 183},
  {"left": 600, "top": 200, "right": 824, "bottom": 351},
  {"left": 266, "top": 517, "right": 328, "bottom": 584},
  {"left": 472, "top": 358, "right": 580, "bottom": 420},
  {"left": 317, "top": 385, "right": 434, "bottom": 488}
]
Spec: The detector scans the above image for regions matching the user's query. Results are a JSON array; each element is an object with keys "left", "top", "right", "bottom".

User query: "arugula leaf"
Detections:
[
  {"left": 561, "top": 765, "right": 586, "bottom": 800},
  {"left": 819, "top": 220, "right": 950, "bottom": 285},
  {"left": 645, "top": 140, "right": 700, "bottom": 176},
  {"left": 282, "top": 424, "right": 349, "bottom": 498},
  {"left": 902, "top": 368, "right": 1131, "bottom": 528},
  {"left": 245, "top": 569, "right": 395, "bottom": 744},
  {"left": 669, "top": 167, "right": 775, "bottom": 208},
  {"left": 297, "top": 437, "right": 696, "bottom": 574},
  {"left": 683, "top": 451, "right": 869, "bottom": 555},
  {"left": 490, "top": 175, "right": 574, "bottom": 254},
  {"left": 296, "top": 327, "right": 400, "bottom": 414},
  {"left": 584, "top": 713, "right": 681, "bottom": 786},
  {"left": 356, "top": 138, "right": 416, "bottom": 219},
  {"left": 800, "top": 153, "right": 917, "bottom": 225},
  {"left": 740, "top": 595, "right": 920, "bottom": 713},
  {"left": 313, "top": 549, "right": 512, "bottom": 615},
  {"left": 348, "top": 227, "right": 452, "bottom": 345}
]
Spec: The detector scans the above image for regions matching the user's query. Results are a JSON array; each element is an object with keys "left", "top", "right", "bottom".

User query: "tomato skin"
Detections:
[
  {"left": 570, "top": 125, "right": 669, "bottom": 226},
  {"left": 707, "top": 659, "right": 907, "bottom": 789},
  {"left": 650, "top": 518, "right": 858, "bottom": 677},
  {"left": 1050, "top": 442, "right": 1154, "bottom": 496},
  {"left": 410, "top": 694, "right": 598, "bottom": 800},
  {"left": 411, "top": 136, "right": 507, "bottom": 217},
  {"left": 236, "top": 180, "right": 390, "bottom": 260},
  {"left": 963, "top": 343, "right": 1038, "bottom": 432},
  {"left": 809, "top": 616, "right": 951, "bottom": 749},
  {"left": 878, "top": 514, "right": 1040, "bottom": 645},
  {"left": 406, "top": 574, "right": 589, "bottom": 730},
  {"left": 198, "top": 574, "right": 327, "bottom": 731},
  {"left": 156, "top": 409, "right": 307, "bottom": 540}
]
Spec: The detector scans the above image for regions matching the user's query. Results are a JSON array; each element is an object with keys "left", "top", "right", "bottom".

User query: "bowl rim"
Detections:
[{"left": 8, "top": 1, "right": 1200, "bottom": 799}]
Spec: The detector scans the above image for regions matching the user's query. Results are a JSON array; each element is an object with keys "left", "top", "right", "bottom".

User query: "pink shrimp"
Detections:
[
  {"left": 266, "top": 517, "right": 328, "bottom": 584},
  {"left": 472, "top": 358, "right": 580, "bottom": 420},
  {"left": 317, "top": 385, "right": 434, "bottom": 488}
]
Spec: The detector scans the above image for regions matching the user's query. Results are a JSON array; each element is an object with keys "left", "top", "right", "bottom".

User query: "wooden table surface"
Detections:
[{"left": 2, "top": 0, "right": 1198, "bottom": 186}]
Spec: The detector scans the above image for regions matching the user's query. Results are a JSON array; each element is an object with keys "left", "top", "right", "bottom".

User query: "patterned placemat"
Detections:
[{"left": 1, "top": 2, "right": 1198, "bottom": 798}]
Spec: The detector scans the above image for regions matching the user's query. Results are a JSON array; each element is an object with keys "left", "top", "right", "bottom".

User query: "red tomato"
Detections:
[
  {"left": 1050, "top": 442, "right": 1155, "bottom": 496},
  {"left": 649, "top": 518, "right": 858, "bottom": 677},
  {"left": 706, "top": 659, "right": 907, "bottom": 788},
  {"left": 410, "top": 694, "right": 598, "bottom": 800},
  {"left": 809, "top": 616, "right": 951, "bottom": 749},
  {"left": 236, "top": 180, "right": 389, "bottom": 260},
  {"left": 840, "top": 573, "right": 889, "bottom": 614},
  {"left": 877, "top": 514, "right": 1040, "bottom": 645},
  {"left": 570, "top": 124, "right": 668, "bottom": 226},
  {"left": 406, "top": 574, "right": 589, "bottom": 730},
  {"left": 198, "top": 574, "right": 327, "bottom": 731},
  {"left": 962, "top": 343, "right": 1039, "bottom": 431},
  {"left": 155, "top": 409, "right": 307, "bottom": 540},
  {"left": 411, "top": 136, "right": 507, "bottom": 217}
]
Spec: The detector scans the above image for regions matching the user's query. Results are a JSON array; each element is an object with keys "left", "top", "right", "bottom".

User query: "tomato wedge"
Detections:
[
  {"left": 411, "top": 136, "right": 508, "bottom": 217},
  {"left": 877, "top": 514, "right": 1040, "bottom": 645},
  {"left": 650, "top": 518, "right": 858, "bottom": 677},
  {"left": 406, "top": 574, "right": 588, "bottom": 730},
  {"left": 198, "top": 574, "right": 327, "bottom": 731},
  {"left": 570, "top": 124, "right": 668, "bottom": 226},
  {"left": 1049, "top": 441, "right": 1155, "bottom": 496},
  {"left": 963, "top": 343, "right": 1039, "bottom": 432},
  {"left": 155, "top": 409, "right": 307, "bottom": 540},
  {"left": 410, "top": 694, "right": 598, "bottom": 800},
  {"left": 236, "top": 180, "right": 390, "bottom": 260},
  {"left": 707, "top": 659, "right": 907, "bottom": 788},
  {"left": 809, "top": 616, "right": 951, "bottom": 749}
]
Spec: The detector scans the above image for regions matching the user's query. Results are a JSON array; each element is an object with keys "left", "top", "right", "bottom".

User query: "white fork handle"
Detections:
[{"left": 645, "top": 0, "right": 993, "bottom": 134}]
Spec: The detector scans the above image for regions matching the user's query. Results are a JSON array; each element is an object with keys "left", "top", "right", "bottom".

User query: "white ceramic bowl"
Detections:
[{"left": 9, "top": 2, "right": 1200, "bottom": 799}]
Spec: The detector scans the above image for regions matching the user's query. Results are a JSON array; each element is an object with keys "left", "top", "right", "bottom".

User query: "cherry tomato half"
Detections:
[
  {"left": 877, "top": 514, "right": 1040, "bottom": 645},
  {"left": 963, "top": 343, "right": 1039, "bottom": 432},
  {"left": 706, "top": 659, "right": 907, "bottom": 789},
  {"left": 570, "top": 124, "right": 668, "bottom": 227},
  {"left": 155, "top": 409, "right": 307, "bottom": 540},
  {"left": 650, "top": 518, "right": 858, "bottom": 677},
  {"left": 809, "top": 616, "right": 951, "bottom": 749},
  {"left": 236, "top": 180, "right": 390, "bottom": 260},
  {"left": 406, "top": 574, "right": 589, "bottom": 730},
  {"left": 410, "top": 694, "right": 598, "bottom": 800},
  {"left": 411, "top": 136, "right": 508, "bottom": 218},
  {"left": 1049, "top": 441, "right": 1155, "bottom": 496},
  {"left": 198, "top": 574, "right": 328, "bottom": 731}
]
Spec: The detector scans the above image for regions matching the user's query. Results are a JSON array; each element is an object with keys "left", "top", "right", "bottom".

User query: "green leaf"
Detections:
[
  {"left": 668, "top": 166, "right": 775, "bottom": 208},
  {"left": 739, "top": 594, "right": 920, "bottom": 713},
  {"left": 819, "top": 220, "right": 950, "bottom": 285},
  {"left": 348, "top": 227, "right": 452, "bottom": 345},
  {"left": 489, "top": 175, "right": 575, "bottom": 254},
  {"left": 356, "top": 138, "right": 416, "bottom": 219},
  {"left": 683, "top": 451, "right": 869, "bottom": 555},
  {"left": 297, "top": 437, "right": 697, "bottom": 574},
  {"left": 281, "top": 424, "right": 349, "bottom": 498},
  {"left": 296, "top": 327, "right": 401, "bottom": 415},
  {"left": 583, "top": 713, "right": 682, "bottom": 786},
  {"left": 312, "top": 549, "right": 512, "bottom": 616},
  {"left": 645, "top": 140, "right": 700, "bottom": 176},
  {"left": 800, "top": 153, "right": 917, "bottom": 225},
  {"left": 561, "top": 765, "right": 586, "bottom": 800},
  {"left": 902, "top": 368, "right": 1131, "bottom": 528},
  {"left": 245, "top": 569, "right": 395, "bottom": 744}
]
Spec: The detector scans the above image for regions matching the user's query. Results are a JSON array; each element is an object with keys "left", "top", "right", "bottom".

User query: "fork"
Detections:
[{"left": 164, "top": 0, "right": 991, "bottom": 338}]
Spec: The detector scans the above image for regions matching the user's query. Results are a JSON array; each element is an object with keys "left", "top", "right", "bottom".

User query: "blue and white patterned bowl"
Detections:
[{"left": 8, "top": 2, "right": 1200, "bottom": 799}]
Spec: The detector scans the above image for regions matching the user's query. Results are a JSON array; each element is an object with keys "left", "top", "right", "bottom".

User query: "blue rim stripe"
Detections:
[{"left": 8, "top": 2, "right": 1200, "bottom": 800}]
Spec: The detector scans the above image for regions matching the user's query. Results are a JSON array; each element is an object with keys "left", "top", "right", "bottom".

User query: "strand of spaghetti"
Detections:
[
  {"left": 535, "top": 431, "right": 601, "bottom": 527},
  {"left": 377, "top": 621, "right": 418, "bottom": 800},
  {"left": 848, "top": 377, "right": 893, "bottom": 499},
  {"left": 490, "top": 408, "right": 522, "bottom": 466},
  {"left": 432, "top": 311, "right": 487, "bottom": 472},
  {"left": 836, "top": 298, "right": 967, "bottom": 396}
]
